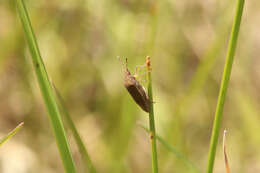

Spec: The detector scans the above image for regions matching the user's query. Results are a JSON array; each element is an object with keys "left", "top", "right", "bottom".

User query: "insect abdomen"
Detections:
[{"left": 126, "top": 85, "right": 150, "bottom": 112}]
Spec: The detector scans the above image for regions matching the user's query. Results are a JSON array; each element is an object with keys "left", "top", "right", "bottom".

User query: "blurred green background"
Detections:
[{"left": 0, "top": 0, "right": 259, "bottom": 172}]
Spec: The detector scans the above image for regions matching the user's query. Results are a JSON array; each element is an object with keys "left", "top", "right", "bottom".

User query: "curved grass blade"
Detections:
[
  {"left": 139, "top": 124, "right": 201, "bottom": 173},
  {"left": 16, "top": 0, "right": 76, "bottom": 172},
  {"left": 0, "top": 122, "right": 24, "bottom": 147},
  {"left": 54, "top": 86, "right": 97, "bottom": 173}
]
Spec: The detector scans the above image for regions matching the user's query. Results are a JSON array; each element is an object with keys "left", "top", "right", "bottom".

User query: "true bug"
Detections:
[{"left": 119, "top": 57, "right": 150, "bottom": 113}]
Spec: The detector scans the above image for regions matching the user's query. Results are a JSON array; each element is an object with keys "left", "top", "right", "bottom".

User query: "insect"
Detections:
[{"left": 119, "top": 57, "right": 150, "bottom": 113}]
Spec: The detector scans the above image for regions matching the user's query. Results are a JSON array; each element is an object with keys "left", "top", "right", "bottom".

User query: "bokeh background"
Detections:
[{"left": 0, "top": 0, "right": 259, "bottom": 172}]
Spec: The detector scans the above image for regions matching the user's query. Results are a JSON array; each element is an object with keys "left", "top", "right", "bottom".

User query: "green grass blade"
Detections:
[
  {"left": 0, "top": 122, "right": 24, "bottom": 147},
  {"left": 206, "top": 0, "right": 245, "bottom": 173},
  {"left": 146, "top": 57, "right": 159, "bottom": 173},
  {"left": 140, "top": 125, "right": 201, "bottom": 173},
  {"left": 54, "top": 86, "right": 97, "bottom": 173},
  {"left": 16, "top": 0, "right": 76, "bottom": 172}
]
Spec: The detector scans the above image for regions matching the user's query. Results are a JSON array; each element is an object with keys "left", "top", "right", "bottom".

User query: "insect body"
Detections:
[{"left": 123, "top": 60, "right": 150, "bottom": 113}]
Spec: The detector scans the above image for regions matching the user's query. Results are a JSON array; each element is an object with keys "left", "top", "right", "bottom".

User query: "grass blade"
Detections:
[
  {"left": 0, "top": 122, "right": 24, "bottom": 147},
  {"left": 54, "top": 86, "right": 97, "bottom": 173},
  {"left": 140, "top": 124, "right": 201, "bottom": 173},
  {"left": 146, "top": 56, "right": 159, "bottom": 173},
  {"left": 223, "top": 130, "right": 230, "bottom": 173},
  {"left": 206, "top": 0, "right": 245, "bottom": 172},
  {"left": 16, "top": 0, "right": 76, "bottom": 172}
]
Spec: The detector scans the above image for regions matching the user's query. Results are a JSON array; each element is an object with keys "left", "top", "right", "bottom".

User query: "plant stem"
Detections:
[
  {"left": 140, "top": 124, "right": 201, "bottom": 173},
  {"left": 0, "top": 122, "right": 24, "bottom": 147},
  {"left": 16, "top": 0, "right": 76, "bottom": 172},
  {"left": 54, "top": 86, "right": 97, "bottom": 173},
  {"left": 146, "top": 56, "right": 158, "bottom": 173},
  {"left": 206, "top": 0, "right": 245, "bottom": 173}
]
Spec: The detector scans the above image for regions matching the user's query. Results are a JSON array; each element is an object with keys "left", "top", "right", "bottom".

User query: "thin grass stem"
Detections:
[
  {"left": 54, "top": 86, "right": 97, "bottom": 173},
  {"left": 16, "top": 0, "right": 76, "bottom": 172},
  {"left": 139, "top": 124, "right": 201, "bottom": 173},
  {"left": 146, "top": 56, "right": 158, "bottom": 173},
  {"left": 0, "top": 122, "right": 24, "bottom": 147},
  {"left": 206, "top": 0, "right": 245, "bottom": 172}
]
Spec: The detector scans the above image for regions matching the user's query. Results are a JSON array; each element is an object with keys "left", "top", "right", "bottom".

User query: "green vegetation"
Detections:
[
  {"left": 206, "top": 0, "right": 245, "bottom": 172},
  {"left": 0, "top": 122, "right": 24, "bottom": 147},
  {"left": 140, "top": 124, "right": 200, "bottom": 173},
  {"left": 146, "top": 57, "right": 158, "bottom": 173},
  {"left": 54, "top": 86, "right": 97, "bottom": 173},
  {"left": 0, "top": 0, "right": 251, "bottom": 172},
  {"left": 16, "top": 0, "right": 76, "bottom": 172}
]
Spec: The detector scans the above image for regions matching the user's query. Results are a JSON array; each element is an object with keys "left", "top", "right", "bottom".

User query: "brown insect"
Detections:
[{"left": 120, "top": 58, "right": 150, "bottom": 113}]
